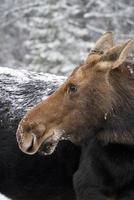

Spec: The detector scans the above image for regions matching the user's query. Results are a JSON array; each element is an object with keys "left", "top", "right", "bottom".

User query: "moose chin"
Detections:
[{"left": 16, "top": 32, "right": 134, "bottom": 200}]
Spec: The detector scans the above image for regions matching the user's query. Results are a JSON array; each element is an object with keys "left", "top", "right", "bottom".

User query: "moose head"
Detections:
[{"left": 16, "top": 32, "right": 134, "bottom": 155}]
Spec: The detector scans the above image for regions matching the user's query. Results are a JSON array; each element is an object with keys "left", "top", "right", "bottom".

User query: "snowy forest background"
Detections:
[
  {"left": 0, "top": 0, "right": 134, "bottom": 76},
  {"left": 0, "top": 0, "right": 134, "bottom": 199}
]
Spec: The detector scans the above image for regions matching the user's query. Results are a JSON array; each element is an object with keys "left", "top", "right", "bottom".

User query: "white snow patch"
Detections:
[
  {"left": 41, "top": 95, "right": 49, "bottom": 100},
  {"left": 0, "top": 67, "right": 66, "bottom": 84},
  {"left": 0, "top": 194, "right": 10, "bottom": 200},
  {"left": 32, "top": 72, "right": 65, "bottom": 82},
  {"left": 0, "top": 67, "right": 29, "bottom": 83}
]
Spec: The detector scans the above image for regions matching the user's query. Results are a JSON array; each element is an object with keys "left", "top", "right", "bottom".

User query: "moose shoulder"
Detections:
[{"left": 16, "top": 32, "right": 134, "bottom": 200}]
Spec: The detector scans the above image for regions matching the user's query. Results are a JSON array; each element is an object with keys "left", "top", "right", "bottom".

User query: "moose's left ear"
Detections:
[
  {"left": 113, "top": 39, "right": 134, "bottom": 69},
  {"left": 99, "top": 39, "right": 134, "bottom": 70}
]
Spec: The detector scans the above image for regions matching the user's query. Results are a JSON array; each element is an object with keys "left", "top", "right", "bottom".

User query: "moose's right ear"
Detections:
[
  {"left": 85, "top": 32, "right": 114, "bottom": 64},
  {"left": 91, "top": 32, "right": 114, "bottom": 54}
]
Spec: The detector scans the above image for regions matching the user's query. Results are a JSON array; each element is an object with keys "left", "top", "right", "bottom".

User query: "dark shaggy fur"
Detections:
[{"left": 0, "top": 126, "right": 80, "bottom": 200}]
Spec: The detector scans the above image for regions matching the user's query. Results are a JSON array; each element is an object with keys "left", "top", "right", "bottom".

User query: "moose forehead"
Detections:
[{"left": 68, "top": 54, "right": 101, "bottom": 83}]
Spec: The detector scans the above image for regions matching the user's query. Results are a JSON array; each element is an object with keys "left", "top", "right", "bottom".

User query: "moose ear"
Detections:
[
  {"left": 99, "top": 39, "right": 134, "bottom": 70},
  {"left": 91, "top": 32, "right": 114, "bottom": 54},
  {"left": 85, "top": 32, "right": 114, "bottom": 64},
  {"left": 113, "top": 39, "right": 134, "bottom": 69}
]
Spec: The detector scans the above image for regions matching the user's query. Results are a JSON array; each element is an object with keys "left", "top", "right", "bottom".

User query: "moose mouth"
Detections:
[
  {"left": 36, "top": 129, "right": 66, "bottom": 156},
  {"left": 40, "top": 128, "right": 73, "bottom": 156},
  {"left": 17, "top": 125, "right": 67, "bottom": 155},
  {"left": 40, "top": 133, "right": 72, "bottom": 156},
  {"left": 39, "top": 135, "right": 61, "bottom": 155}
]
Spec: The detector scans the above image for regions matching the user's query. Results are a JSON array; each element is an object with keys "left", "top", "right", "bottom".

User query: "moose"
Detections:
[{"left": 16, "top": 32, "right": 134, "bottom": 200}]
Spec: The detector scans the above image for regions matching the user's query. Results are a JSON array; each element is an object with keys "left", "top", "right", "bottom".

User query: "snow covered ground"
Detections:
[
  {"left": 0, "top": 0, "right": 134, "bottom": 75},
  {"left": 0, "top": 194, "right": 10, "bottom": 200}
]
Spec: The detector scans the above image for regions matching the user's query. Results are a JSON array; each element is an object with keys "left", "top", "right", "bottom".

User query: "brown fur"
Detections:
[{"left": 16, "top": 33, "right": 134, "bottom": 157}]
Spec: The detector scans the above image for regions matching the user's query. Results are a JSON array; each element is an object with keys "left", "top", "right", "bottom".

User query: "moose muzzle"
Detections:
[{"left": 16, "top": 121, "right": 47, "bottom": 155}]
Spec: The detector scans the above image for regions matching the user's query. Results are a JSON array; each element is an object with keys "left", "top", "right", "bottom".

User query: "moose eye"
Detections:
[{"left": 67, "top": 84, "right": 77, "bottom": 94}]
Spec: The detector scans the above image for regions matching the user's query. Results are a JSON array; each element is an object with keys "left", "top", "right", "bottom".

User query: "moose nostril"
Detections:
[
  {"left": 19, "top": 132, "right": 37, "bottom": 154},
  {"left": 16, "top": 122, "right": 46, "bottom": 154},
  {"left": 26, "top": 133, "right": 36, "bottom": 153}
]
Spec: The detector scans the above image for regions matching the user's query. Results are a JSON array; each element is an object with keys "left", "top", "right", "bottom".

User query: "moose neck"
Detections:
[{"left": 97, "top": 68, "right": 134, "bottom": 145}]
